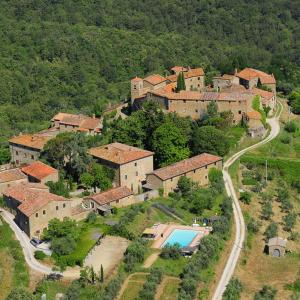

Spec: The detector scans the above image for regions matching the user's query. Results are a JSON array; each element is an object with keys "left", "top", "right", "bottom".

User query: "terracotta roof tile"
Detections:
[
  {"left": 250, "top": 87, "right": 274, "bottom": 100},
  {"left": 131, "top": 76, "right": 143, "bottom": 82},
  {"left": 89, "top": 142, "right": 154, "bottom": 165},
  {"left": 151, "top": 153, "right": 222, "bottom": 181},
  {"left": 21, "top": 161, "right": 57, "bottom": 181},
  {"left": 0, "top": 168, "right": 27, "bottom": 183},
  {"left": 3, "top": 183, "right": 65, "bottom": 217},
  {"left": 144, "top": 74, "right": 167, "bottom": 85},
  {"left": 246, "top": 111, "right": 261, "bottom": 120},
  {"left": 237, "top": 68, "right": 276, "bottom": 84},
  {"left": 171, "top": 66, "right": 188, "bottom": 73},
  {"left": 9, "top": 134, "right": 53, "bottom": 150},
  {"left": 86, "top": 186, "right": 133, "bottom": 206},
  {"left": 184, "top": 68, "right": 204, "bottom": 78},
  {"left": 166, "top": 74, "right": 177, "bottom": 82}
]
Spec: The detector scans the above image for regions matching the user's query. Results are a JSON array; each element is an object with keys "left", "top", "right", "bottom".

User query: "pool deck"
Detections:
[{"left": 150, "top": 224, "right": 212, "bottom": 249}]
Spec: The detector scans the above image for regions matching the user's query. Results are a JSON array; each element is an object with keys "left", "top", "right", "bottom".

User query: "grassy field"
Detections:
[
  {"left": 0, "top": 216, "right": 29, "bottom": 299},
  {"left": 152, "top": 256, "right": 187, "bottom": 277},
  {"left": 231, "top": 104, "right": 300, "bottom": 298},
  {"left": 158, "top": 277, "right": 180, "bottom": 300},
  {"left": 119, "top": 273, "right": 148, "bottom": 300}
]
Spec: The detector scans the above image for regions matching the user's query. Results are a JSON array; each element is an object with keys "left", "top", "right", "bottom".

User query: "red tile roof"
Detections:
[
  {"left": 21, "top": 161, "right": 57, "bottom": 181},
  {"left": 236, "top": 68, "right": 276, "bottom": 84},
  {"left": 250, "top": 87, "right": 274, "bottom": 100},
  {"left": 9, "top": 134, "right": 53, "bottom": 150},
  {"left": 246, "top": 111, "right": 261, "bottom": 120},
  {"left": 144, "top": 74, "right": 167, "bottom": 86},
  {"left": 184, "top": 68, "right": 204, "bottom": 78},
  {"left": 0, "top": 168, "right": 27, "bottom": 183},
  {"left": 151, "top": 153, "right": 222, "bottom": 181},
  {"left": 86, "top": 186, "right": 133, "bottom": 206},
  {"left": 89, "top": 142, "right": 154, "bottom": 165},
  {"left": 3, "top": 183, "right": 65, "bottom": 217}
]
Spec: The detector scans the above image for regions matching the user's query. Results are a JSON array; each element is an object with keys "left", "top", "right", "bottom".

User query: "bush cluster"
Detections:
[
  {"left": 34, "top": 250, "right": 47, "bottom": 260},
  {"left": 124, "top": 239, "right": 148, "bottom": 272},
  {"left": 138, "top": 268, "right": 163, "bottom": 300}
]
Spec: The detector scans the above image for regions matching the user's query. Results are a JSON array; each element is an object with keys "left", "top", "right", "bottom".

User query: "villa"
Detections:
[
  {"left": 89, "top": 142, "right": 154, "bottom": 194},
  {"left": 51, "top": 112, "right": 102, "bottom": 135},
  {"left": 3, "top": 183, "right": 71, "bottom": 238},
  {"left": 145, "top": 153, "right": 223, "bottom": 197}
]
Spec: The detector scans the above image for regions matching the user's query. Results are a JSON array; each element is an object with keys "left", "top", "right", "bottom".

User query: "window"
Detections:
[
  {"left": 214, "top": 162, "right": 217, "bottom": 165},
  {"left": 205, "top": 176, "right": 207, "bottom": 179},
  {"left": 125, "top": 174, "right": 127, "bottom": 180},
  {"left": 133, "top": 85, "right": 137, "bottom": 90},
  {"left": 183, "top": 100, "right": 186, "bottom": 103},
  {"left": 198, "top": 84, "right": 200, "bottom": 87},
  {"left": 198, "top": 77, "right": 200, "bottom": 80},
  {"left": 43, "top": 210, "right": 46, "bottom": 215},
  {"left": 16, "top": 151, "right": 19, "bottom": 155},
  {"left": 136, "top": 171, "right": 138, "bottom": 176},
  {"left": 116, "top": 199, "right": 119, "bottom": 204},
  {"left": 56, "top": 206, "right": 59, "bottom": 211},
  {"left": 193, "top": 170, "right": 196, "bottom": 173},
  {"left": 134, "top": 162, "right": 137, "bottom": 167},
  {"left": 24, "top": 153, "right": 27, "bottom": 158},
  {"left": 238, "top": 110, "right": 241, "bottom": 114},
  {"left": 31, "top": 155, "right": 34, "bottom": 160},
  {"left": 35, "top": 213, "right": 38, "bottom": 218},
  {"left": 205, "top": 165, "right": 207, "bottom": 169},
  {"left": 63, "top": 203, "right": 66, "bottom": 208},
  {"left": 195, "top": 109, "right": 198, "bottom": 113}
]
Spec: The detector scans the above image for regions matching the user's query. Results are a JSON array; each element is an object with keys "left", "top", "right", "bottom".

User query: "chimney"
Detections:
[
  {"left": 234, "top": 68, "right": 238, "bottom": 76},
  {"left": 92, "top": 114, "right": 95, "bottom": 119}
]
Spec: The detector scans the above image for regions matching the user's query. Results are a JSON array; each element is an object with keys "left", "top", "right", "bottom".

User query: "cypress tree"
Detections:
[
  {"left": 100, "top": 264, "right": 104, "bottom": 283},
  {"left": 176, "top": 72, "right": 186, "bottom": 92}
]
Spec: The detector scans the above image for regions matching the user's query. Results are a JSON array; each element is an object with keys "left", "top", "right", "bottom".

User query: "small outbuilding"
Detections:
[{"left": 267, "top": 237, "right": 287, "bottom": 257}]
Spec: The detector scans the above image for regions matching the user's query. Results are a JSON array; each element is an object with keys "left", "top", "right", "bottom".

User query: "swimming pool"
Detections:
[{"left": 162, "top": 229, "right": 199, "bottom": 248}]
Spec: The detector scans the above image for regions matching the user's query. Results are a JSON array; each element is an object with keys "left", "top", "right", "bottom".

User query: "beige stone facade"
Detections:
[
  {"left": 89, "top": 143, "right": 154, "bottom": 194},
  {"left": 146, "top": 153, "right": 223, "bottom": 197},
  {"left": 16, "top": 198, "right": 72, "bottom": 238},
  {"left": 0, "top": 169, "right": 28, "bottom": 196}
]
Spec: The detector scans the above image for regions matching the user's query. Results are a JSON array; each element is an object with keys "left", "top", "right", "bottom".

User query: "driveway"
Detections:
[{"left": 212, "top": 100, "right": 283, "bottom": 300}]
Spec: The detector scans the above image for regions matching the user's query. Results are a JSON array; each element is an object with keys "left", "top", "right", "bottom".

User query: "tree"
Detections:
[
  {"left": 261, "top": 202, "right": 273, "bottom": 220},
  {"left": 43, "top": 218, "right": 79, "bottom": 240},
  {"left": 239, "top": 192, "right": 252, "bottom": 205},
  {"left": 264, "top": 222, "right": 278, "bottom": 240},
  {"left": 177, "top": 176, "right": 194, "bottom": 197},
  {"left": 223, "top": 277, "right": 243, "bottom": 300},
  {"left": 42, "top": 132, "right": 91, "bottom": 181},
  {"left": 160, "top": 243, "right": 181, "bottom": 259},
  {"left": 288, "top": 90, "right": 300, "bottom": 114},
  {"left": 6, "top": 288, "right": 34, "bottom": 300},
  {"left": 283, "top": 212, "right": 297, "bottom": 231},
  {"left": 100, "top": 264, "right": 104, "bottom": 283},
  {"left": 176, "top": 72, "right": 186, "bottom": 92},
  {"left": 80, "top": 172, "right": 94, "bottom": 189},
  {"left": 191, "top": 125, "right": 229, "bottom": 157},
  {"left": 284, "top": 121, "right": 298, "bottom": 133},
  {"left": 46, "top": 179, "right": 70, "bottom": 198},
  {"left": 151, "top": 121, "right": 190, "bottom": 167},
  {"left": 91, "top": 163, "right": 114, "bottom": 191},
  {"left": 207, "top": 101, "right": 218, "bottom": 118},
  {"left": 254, "top": 285, "right": 277, "bottom": 300}
]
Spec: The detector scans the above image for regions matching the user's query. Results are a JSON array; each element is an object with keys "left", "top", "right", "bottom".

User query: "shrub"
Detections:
[
  {"left": 280, "top": 134, "right": 291, "bottom": 144},
  {"left": 223, "top": 277, "right": 243, "bottom": 300},
  {"left": 34, "top": 250, "right": 46, "bottom": 260},
  {"left": 124, "top": 239, "right": 147, "bottom": 272},
  {"left": 264, "top": 222, "right": 278, "bottom": 240},
  {"left": 86, "top": 211, "right": 97, "bottom": 223},
  {"left": 283, "top": 212, "right": 297, "bottom": 231},
  {"left": 242, "top": 177, "right": 257, "bottom": 185},
  {"left": 247, "top": 218, "right": 261, "bottom": 234},
  {"left": 261, "top": 201, "right": 273, "bottom": 220},
  {"left": 254, "top": 285, "right": 277, "bottom": 300},
  {"left": 288, "top": 231, "right": 299, "bottom": 241},
  {"left": 138, "top": 268, "right": 163, "bottom": 300},
  {"left": 239, "top": 192, "right": 252, "bottom": 204},
  {"left": 284, "top": 121, "right": 298, "bottom": 133},
  {"left": 160, "top": 243, "right": 181, "bottom": 260}
]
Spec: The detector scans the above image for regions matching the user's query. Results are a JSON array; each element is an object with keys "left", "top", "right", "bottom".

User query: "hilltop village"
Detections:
[{"left": 0, "top": 66, "right": 282, "bottom": 299}]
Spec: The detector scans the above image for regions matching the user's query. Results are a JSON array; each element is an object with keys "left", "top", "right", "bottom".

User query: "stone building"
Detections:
[
  {"left": 9, "top": 128, "right": 59, "bottom": 166},
  {"left": 145, "top": 153, "right": 222, "bottom": 197},
  {"left": 212, "top": 74, "right": 240, "bottom": 91},
  {"left": 0, "top": 168, "right": 28, "bottom": 196},
  {"left": 51, "top": 112, "right": 102, "bottom": 135},
  {"left": 135, "top": 90, "right": 253, "bottom": 123},
  {"left": 131, "top": 66, "right": 205, "bottom": 102},
  {"left": 3, "top": 183, "right": 71, "bottom": 238},
  {"left": 89, "top": 142, "right": 154, "bottom": 194},
  {"left": 244, "top": 111, "right": 266, "bottom": 138},
  {"left": 83, "top": 186, "right": 134, "bottom": 215},
  {"left": 236, "top": 68, "right": 276, "bottom": 93},
  {"left": 267, "top": 237, "right": 287, "bottom": 257},
  {"left": 21, "top": 161, "right": 59, "bottom": 184},
  {"left": 250, "top": 87, "right": 276, "bottom": 114}
]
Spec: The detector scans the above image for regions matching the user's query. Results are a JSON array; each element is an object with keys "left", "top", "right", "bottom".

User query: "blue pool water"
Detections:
[{"left": 162, "top": 229, "right": 199, "bottom": 248}]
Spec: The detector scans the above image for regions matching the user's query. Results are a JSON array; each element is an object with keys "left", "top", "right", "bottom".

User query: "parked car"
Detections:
[{"left": 30, "top": 237, "right": 42, "bottom": 247}]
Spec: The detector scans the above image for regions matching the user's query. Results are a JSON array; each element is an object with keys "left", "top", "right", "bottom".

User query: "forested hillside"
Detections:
[{"left": 0, "top": 0, "right": 300, "bottom": 157}]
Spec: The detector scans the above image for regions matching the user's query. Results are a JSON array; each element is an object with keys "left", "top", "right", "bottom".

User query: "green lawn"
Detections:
[
  {"left": 152, "top": 257, "right": 188, "bottom": 277},
  {"left": 120, "top": 280, "right": 145, "bottom": 300},
  {"left": 159, "top": 278, "right": 180, "bottom": 300},
  {"left": 0, "top": 216, "right": 29, "bottom": 297}
]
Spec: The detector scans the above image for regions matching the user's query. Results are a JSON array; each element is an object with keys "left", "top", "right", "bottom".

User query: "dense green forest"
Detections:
[{"left": 0, "top": 0, "right": 300, "bottom": 159}]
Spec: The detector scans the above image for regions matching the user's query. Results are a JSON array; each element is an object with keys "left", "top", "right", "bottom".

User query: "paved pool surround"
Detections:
[{"left": 151, "top": 224, "right": 212, "bottom": 249}]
